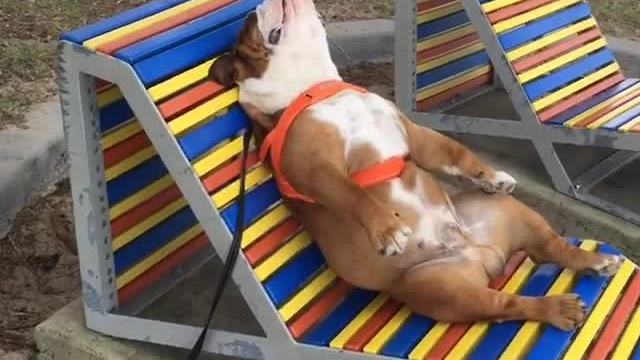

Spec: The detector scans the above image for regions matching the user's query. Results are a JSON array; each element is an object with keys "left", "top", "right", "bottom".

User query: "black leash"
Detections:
[{"left": 187, "top": 127, "right": 253, "bottom": 360}]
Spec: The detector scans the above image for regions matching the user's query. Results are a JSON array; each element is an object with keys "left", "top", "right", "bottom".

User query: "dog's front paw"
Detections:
[
  {"left": 367, "top": 212, "right": 412, "bottom": 256},
  {"left": 477, "top": 171, "right": 517, "bottom": 194}
]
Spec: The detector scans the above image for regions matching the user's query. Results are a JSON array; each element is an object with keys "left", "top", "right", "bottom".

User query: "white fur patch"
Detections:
[
  {"left": 310, "top": 91, "right": 409, "bottom": 163},
  {"left": 388, "top": 179, "right": 461, "bottom": 249}
]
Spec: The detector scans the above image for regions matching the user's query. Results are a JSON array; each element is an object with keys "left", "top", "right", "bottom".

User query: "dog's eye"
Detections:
[{"left": 268, "top": 28, "right": 282, "bottom": 45}]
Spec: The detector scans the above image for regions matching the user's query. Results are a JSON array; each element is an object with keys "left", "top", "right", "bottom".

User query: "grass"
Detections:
[{"left": 0, "top": 0, "right": 149, "bottom": 130}]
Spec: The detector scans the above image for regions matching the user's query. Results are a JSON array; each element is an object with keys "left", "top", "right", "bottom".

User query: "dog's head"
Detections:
[{"left": 210, "top": 0, "right": 340, "bottom": 115}]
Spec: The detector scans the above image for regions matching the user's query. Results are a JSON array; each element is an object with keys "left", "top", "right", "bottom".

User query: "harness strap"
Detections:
[{"left": 259, "top": 80, "right": 406, "bottom": 203}]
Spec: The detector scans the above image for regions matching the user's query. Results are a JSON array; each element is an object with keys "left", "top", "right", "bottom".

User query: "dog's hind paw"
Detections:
[{"left": 588, "top": 254, "right": 623, "bottom": 277}]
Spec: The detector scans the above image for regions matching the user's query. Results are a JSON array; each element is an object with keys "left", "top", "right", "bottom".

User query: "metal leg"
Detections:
[
  {"left": 575, "top": 151, "right": 640, "bottom": 192},
  {"left": 58, "top": 43, "right": 118, "bottom": 314},
  {"left": 394, "top": 0, "right": 417, "bottom": 114}
]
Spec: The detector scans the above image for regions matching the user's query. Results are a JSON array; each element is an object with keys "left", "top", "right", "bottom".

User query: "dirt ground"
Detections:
[{"left": 0, "top": 181, "right": 78, "bottom": 359}]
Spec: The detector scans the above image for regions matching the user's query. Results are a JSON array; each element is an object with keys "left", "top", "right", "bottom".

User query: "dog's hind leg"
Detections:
[
  {"left": 390, "top": 258, "right": 587, "bottom": 330},
  {"left": 515, "top": 202, "right": 622, "bottom": 277}
]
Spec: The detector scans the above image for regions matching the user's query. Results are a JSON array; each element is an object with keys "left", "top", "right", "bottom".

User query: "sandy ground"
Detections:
[{"left": 0, "top": 181, "right": 78, "bottom": 360}]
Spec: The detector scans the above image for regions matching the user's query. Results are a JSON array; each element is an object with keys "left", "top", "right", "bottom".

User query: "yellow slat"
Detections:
[
  {"left": 97, "top": 86, "right": 122, "bottom": 108},
  {"left": 506, "top": 19, "right": 597, "bottom": 61},
  {"left": 212, "top": 166, "right": 271, "bottom": 209},
  {"left": 565, "top": 83, "right": 640, "bottom": 128},
  {"left": 494, "top": 0, "right": 582, "bottom": 33},
  {"left": 108, "top": 174, "right": 174, "bottom": 220},
  {"left": 101, "top": 120, "right": 142, "bottom": 150},
  {"left": 241, "top": 204, "right": 292, "bottom": 249},
  {"left": 330, "top": 294, "right": 391, "bottom": 349},
  {"left": 482, "top": 0, "right": 524, "bottom": 13},
  {"left": 148, "top": 58, "right": 217, "bottom": 102},
  {"left": 532, "top": 62, "right": 620, "bottom": 111},
  {"left": 83, "top": 0, "right": 213, "bottom": 50},
  {"left": 563, "top": 259, "right": 635, "bottom": 359},
  {"left": 499, "top": 240, "right": 598, "bottom": 360},
  {"left": 418, "top": 2, "right": 464, "bottom": 24},
  {"left": 409, "top": 323, "right": 451, "bottom": 360},
  {"left": 254, "top": 232, "right": 312, "bottom": 281},
  {"left": 417, "top": 42, "right": 485, "bottom": 73},
  {"left": 116, "top": 225, "right": 202, "bottom": 289},
  {"left": 364, "top": 305, "right": 413, "bottom": 354},
  {"left": 587, "top": 93, "right": 640, "bottom": 129},
  {"left": 417, "top": 65, "right": 492, "bottom": 101},
  {"left": 104, "top": 147, "right": 156, "bottom": 182},
  {"left": 620, "top": 114, "right": 640, "bottom": 132},
  {"left": 445, "top": 257, "right": 537, "bottom": 359},
  {"left": 611, "top": 302, "right": 640, "bottom": 359},
  {"left": 168, "top": 88, "right": 239, "bottom": 135},
  {"left": 279, "top": 268, "right": 337, "bottom": 322},
  {"left": 112, "top": 197, "right": 188, "bottom": 251},
  {"left": 518, "top": 39, "right": 607, "bottom": 84},
  {"left": 192, "top": 135, "right": 244, "bottom": 177},
  {"left": 417, "top": 25, "right": 475, "bottom": 51}
]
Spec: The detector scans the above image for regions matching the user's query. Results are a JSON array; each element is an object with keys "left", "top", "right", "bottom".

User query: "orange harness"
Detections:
[{"left": 258, "top": 80, "right": 407, "bottom": 203}]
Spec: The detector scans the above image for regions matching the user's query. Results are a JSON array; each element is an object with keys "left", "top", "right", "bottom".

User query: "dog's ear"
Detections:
[{"left": 209, "top": 53, "right": 238, "bottom": 87}]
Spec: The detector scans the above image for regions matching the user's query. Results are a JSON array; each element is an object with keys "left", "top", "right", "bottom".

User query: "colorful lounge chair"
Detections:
[
  {"left": 395, "top": 0, "right": 640, "bottom": 225},
  {"left": 60, "top": 0, "right": 640, "bottom": 358}
]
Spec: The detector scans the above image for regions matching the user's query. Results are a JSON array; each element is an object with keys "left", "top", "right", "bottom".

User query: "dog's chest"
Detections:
[{"left": 310, "top": 91, "right": 409, "bottom": 163}]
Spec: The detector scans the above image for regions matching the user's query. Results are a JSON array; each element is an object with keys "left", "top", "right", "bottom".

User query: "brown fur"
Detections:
[{"left": 209, "top": 7, "right": 621, "bottom": 331}]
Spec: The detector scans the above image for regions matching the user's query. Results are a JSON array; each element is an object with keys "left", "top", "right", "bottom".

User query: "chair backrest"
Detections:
[
  {"left": 415, "top": 0, "right": 495, "bottom": 111},
  {"left": 474, "top": 0, "right": 640, "bottom": 132}
]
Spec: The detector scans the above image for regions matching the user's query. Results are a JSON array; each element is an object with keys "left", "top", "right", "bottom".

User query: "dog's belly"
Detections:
[{"left": 289, "top": 165, "right": 474, "bottom": 290}]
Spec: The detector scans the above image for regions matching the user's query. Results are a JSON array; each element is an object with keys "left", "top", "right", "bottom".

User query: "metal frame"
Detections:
[
  {"left": 60, "top": 40, "right": 398, "bottom": 359},
  {"left": 395, "top": 0, "right": 640, "bottom": 225}
]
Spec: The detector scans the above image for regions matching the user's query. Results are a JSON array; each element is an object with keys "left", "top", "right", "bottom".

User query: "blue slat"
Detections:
[
  {"left": 302, "top": 288, "right": 378, "bottom": 346},
  {"left": 381, "top": 314, "right": 436, "bottom": 358},
  {"left": 107, "top": 156, "right": 167, "bottom": 206},
  {"left": 100, "top": 99, "right": 134, "bottom": 134},
  {"left": 221, "top": 180, "right": 281, "bottom": 233},
  {"left": 178, "top": 105, "right": 250, "bottom": 161},
  {"left": 60, "top": 0, "right": 188, "bottom": 44},
  {"left": 469, "top": 240, "right": 581, "bottom": 360},
  {"left": 601, "top": 101, "right": 640, "bottom": 130},
  {"left": 526, "top": 243, "right": 620, "bottom": 360},
  {"left": 417, "top": 11, "right": 470, "bottom": 41},
  {"left": 499, "top": 4, "right": 592, "bottom": 51},
  {"left": 133, "top": 19, "right": 244, "bottom": 86},
  {"left": 114, "top": 206, "right": 197, "bottom": 274},
  {"left": 524, "top": 49, "right": 615, "bottom": 101},
  {"left": 416, "top": 51, "right": 489, "bottom": 89},
  {"left": 263, "top": 245, "right": 326, "bottom": 306},
  {"left": 632, "top": 341, "right": 640, "bottom": 360},
  {"left": 548, "top": 79, "right": 637, "bottom": 125},
  {"left": 117, "top": 0, "right": 260, "bottom": 63}
]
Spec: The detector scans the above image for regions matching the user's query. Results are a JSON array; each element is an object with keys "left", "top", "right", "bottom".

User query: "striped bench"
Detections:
[
  {"left": 60, "top": 0, "right": 640, "bottom": 358},
  {"left": 396, "top": 0, "right": 640, "bottom": 228}
]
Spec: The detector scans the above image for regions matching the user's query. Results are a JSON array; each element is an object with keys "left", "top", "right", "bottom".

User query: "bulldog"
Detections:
[{"left": 210, "top": 0, "right": 621, "bottom": 330}]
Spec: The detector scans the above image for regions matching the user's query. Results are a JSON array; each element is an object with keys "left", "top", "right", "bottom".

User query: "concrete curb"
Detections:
[{"left": 0, "top": 99, "right": 67, "bottom": 238}]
